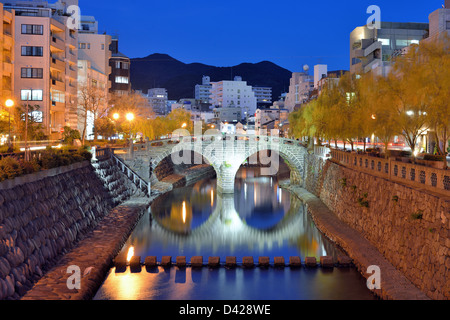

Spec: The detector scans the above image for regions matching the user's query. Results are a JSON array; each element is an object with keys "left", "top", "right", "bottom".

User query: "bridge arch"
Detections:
[{"left": 148, "top": 135, "right": 307, "bottom": 194}]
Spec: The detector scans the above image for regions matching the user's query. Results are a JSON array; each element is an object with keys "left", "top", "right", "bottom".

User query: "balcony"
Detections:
[
  {"left": 51, "top": 101, "right": 65, "bottom": 113},
  {"left": 50, "top": 36, "right": 65, "bottom": 53},
  {"left": 51, "top": 57, "right": 66, "bottom": 71},
  {"left": 363, "top": 57, "right": 382, "bottom": 73},
  {"left": 51, "top": 77, "right": 65, "bottom": 91},
  {"left": 2, "top": 62, "right": 13, "bottom": 75}
]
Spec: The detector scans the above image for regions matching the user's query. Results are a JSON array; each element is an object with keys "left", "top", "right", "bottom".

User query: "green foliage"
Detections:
[
  {"left": 357, "top": 192, "right": 369, "bottom": 208},
  {"left": 62, "top": 126, "right": 81, "bottom": 145},
  {"left": 423, "top": 154, "right": 446, "bottom": 161},
  {"left": 411, "top": 210, "right": 424, "bottom": 220},
  {"left": 392, "top": 195, "right": 399, "bottom": 203},
  {"left": 339, "top": 178, "right": 347, "bottom": 187}
]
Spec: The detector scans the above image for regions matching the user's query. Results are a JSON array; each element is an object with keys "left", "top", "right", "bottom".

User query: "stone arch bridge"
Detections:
[{"left": 117, "top": 134, "right": 308, "bottom": 194}]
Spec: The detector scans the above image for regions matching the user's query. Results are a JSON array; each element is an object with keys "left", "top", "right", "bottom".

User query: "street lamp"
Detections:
[
  {"left": 126, "top": 113, "right": 135, "bottom": 155},
  {"left": 181, "top": 122, "right": 187, "bottom": 129},
  {"left": 5, "top": 99, "right": 14, "bottom": 150}
]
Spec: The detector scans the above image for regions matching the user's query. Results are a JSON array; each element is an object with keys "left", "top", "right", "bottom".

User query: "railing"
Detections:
[
  {"left": 93, "top": 148, "right": 151, "bottom": 197},
  {"left": 330, "top": 149, "right": 450, "bottom": 195}
]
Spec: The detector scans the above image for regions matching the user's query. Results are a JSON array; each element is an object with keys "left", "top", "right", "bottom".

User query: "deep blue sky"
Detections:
[{"left": 78, "top": 0, "right": 443, "bottom": 72}]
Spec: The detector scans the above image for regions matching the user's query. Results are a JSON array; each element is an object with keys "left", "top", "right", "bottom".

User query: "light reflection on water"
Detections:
[{"left": 94, "top": 167, "right": 375, "bottom": 300}]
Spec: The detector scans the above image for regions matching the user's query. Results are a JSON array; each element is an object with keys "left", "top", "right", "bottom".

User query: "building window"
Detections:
[
  {"left": 21, "top": 46, "right": 43, "bottom": 56},
  {"left": 446, "top": 21, "right": 450, "bottom": 30},
  {"left": 101, "top": 44, "right": 105, "bottom": 50},
  {"left": 115, "top": 76, "right": 129, "bottom": 84},
  {"left": 51, "top": 90, "right": 65, "bottom": 103},
  {"left": 21, "top": 89, "right": 43, "bottom": 101},
  {"left": 21, "top": 68, "right": 43, "bottom": 79},
  {"left": 122, "top": 62, "right": 129, "bottom": 69},
  {"left": 21, "top": 24, "right": 43, "bottom": 35},
  {"left": 79, "top": 43, "right": 90, "bottom": 49},
  {"left": 378, "top": 38, "right": 390, "bottom": 46}
]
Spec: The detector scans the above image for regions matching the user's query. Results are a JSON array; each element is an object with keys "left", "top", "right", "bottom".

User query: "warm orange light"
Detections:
[
  {"left": 126, "top": 113, "right": 134, "bottom": 122},
  {"left": 181, "top": 123, "right": 187, "bottom": 128},
  {"left": 5, "top": 99, "right": 14, "bottom": 108},
  {"left": 182, "top": 201, "right": 187, "bottom": 224},
  {"left": 113, "top": 113, "right": 120, "bottom": 120},
  {"left": 211, "top": 189, "right": 214, "bottom": 207},
  {"left": 126, "top": 246, "right": 134, "bottom": 262},
  {"left": 371, "top": 114, "right": 377, "bottom": 120}
]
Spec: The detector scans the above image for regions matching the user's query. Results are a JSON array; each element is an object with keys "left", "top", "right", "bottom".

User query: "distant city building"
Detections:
[
  {"left": 255, "top": 107, "right": 289, "bottom": 135},
  {"left": 252, "top": 86, "right": 272, "bottom": 108},
  {"left": 213, "top": 107, "right": 242, "bottom": 124},
  {"left": 145, "top": 88, "right": 168, "bottom": 115},
  {"left": 316, "top": 70, "right": 348, "bottom": 96},
  {"left": 210, "top": 76, "right": 257, "bottom": 119},
  {"left": 4, "top": 0, "right": 80, "bottom": 139},
  {"left": 428, "top": 1, "right": 450, "bottom": 39},
  {"left": 109, "top": 36, "right": 131, "bottom": 95},
  {"left": 195, "top": 76, "right": 212, "bottom": 103},
  {"left": 284, "top": 71, "right": 314, "bottom": 112},
  {"left": 314, "top": 65, "right": 328, "bottom": 89},
  {"left": 350, "top": 22, "right": 429, "bottom": 76}
]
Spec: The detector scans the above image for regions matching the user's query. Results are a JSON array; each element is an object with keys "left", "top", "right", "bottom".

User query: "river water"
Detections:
[{"left": 94, "top": 167, "right": 375, "bottom": 300}]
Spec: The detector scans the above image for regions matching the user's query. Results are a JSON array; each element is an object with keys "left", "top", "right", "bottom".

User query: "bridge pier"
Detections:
[{"left": 216, "top": 164, "right": 239, "bottom": 194}]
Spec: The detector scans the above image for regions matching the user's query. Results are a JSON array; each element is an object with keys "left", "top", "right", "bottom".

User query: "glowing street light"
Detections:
[
  {"left": 181, "top": 122, "right": 187, "bottom": 128},
  {"left": 5, "top": 99, "right": 14, "bottom": 148},
  {"left": 113, "top": 113, "right": 120, "bottom": 120},
  {"left": 126, "top": 113, "right": 135, "bottom": 122}
]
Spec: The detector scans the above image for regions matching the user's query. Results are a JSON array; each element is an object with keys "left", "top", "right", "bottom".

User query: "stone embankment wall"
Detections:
[
  {"left": 0, "top": 159, "right": 134, "bottom": 300},
  {"left": 309, "top": 158, "right": 449, "bottom": 300}
]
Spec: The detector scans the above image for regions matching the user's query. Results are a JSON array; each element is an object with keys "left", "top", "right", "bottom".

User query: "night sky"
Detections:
[{"left": 77, "top": 0, "right": 443, "bottom": 72}]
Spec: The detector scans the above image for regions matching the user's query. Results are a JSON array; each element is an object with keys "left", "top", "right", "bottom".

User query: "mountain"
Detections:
[{"left": 130, "top": 53, "right": 292, "bottom": 101}]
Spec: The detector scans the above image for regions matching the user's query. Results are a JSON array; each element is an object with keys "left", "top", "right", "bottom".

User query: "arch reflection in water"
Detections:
[{"left": 120, "top": 168, "right": 342, "bottom": 261}]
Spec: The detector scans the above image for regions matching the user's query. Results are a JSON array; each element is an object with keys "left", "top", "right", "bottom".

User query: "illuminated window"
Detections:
[
  {"left": 21, "top": 89, "right": 43, "bottom": 101},
  {"left": 378, "top": 38, "right": 390, "bottom": 46},
  {"left": 115, "top": 76, "right": 129, "bottom": 84}
]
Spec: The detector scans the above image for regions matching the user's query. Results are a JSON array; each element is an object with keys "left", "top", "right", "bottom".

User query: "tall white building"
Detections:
[
  {"left": 314, "top": 65, "right": 328, "bottom": 89},
  {"left": 195, "top": 75, "right": 212, "bottom": 103},
  {"left": 77, "top": 15, "right": 112, "bottom": 139},
  {"left": 284, "top": 71, "right": 314, "bottom": 112},
  {"left": 210, "top": 76, "right": 257, "bottom": 119}
]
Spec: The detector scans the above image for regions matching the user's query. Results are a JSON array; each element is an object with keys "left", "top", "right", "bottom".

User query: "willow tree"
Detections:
[
  {"left": 386, "top": 45, "right": 431, "bottom": 159},
  {"left": 417, "top": 34, "right": 450, "bottom": 157},
  {"left": 360, "top": 72, "right": 400, "bottom": 158}
]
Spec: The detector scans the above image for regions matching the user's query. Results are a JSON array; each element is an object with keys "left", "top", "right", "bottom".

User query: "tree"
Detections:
[
  {"left": 94, "top": 117, "right": 115, "bottom": 140},
  {"left": 78, "top": 82, "right": 108, "bottom": 144},
  {"left": 360, "top": 73, "right": 400, "bottom": 158}
]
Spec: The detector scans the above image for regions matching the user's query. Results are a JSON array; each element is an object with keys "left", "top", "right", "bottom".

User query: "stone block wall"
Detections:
[
  {"left": 318, "top": 160, "right": 450, "bottom": 300},
  {"left": 0, "top": 162, "right": 118, "bottom": 299}
]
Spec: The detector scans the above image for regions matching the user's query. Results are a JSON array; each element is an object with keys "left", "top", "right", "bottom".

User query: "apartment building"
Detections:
[
  {"left": 195, "top": 75, "right": 212, "bottom": 103},
  {"left": 284, "top": 71, "right": 314, "bottom": 112},
  {"left": 428, "top": 0, "right": 450, "bottom": 39},
  {"left": 109, "top": 36, "right": 131, "bottom": 95},
  {"left": 252, "top": 86, "right": 272, "bottom": 108},
  {"left": 210, "top": 76, "right": 257, "bottom": 119},
  {"left": 4, "top": 0, "right": 79, "bottom": 139},
  {"left": 0, "top": 3, "right": 14, "bottom": 102},
  {"left": 350, "top": 21, "right": 429, "bottom": 77},
  {"left": 145, "top": 88, "right": 168, "bottom": 116},
  {"left": 77, "top": 15, "right": 112, "bottom": 139}
]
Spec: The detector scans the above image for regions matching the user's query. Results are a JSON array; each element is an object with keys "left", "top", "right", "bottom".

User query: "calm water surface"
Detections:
[{"left": 94, "top": 167, "right": 375, "bottom": 300}]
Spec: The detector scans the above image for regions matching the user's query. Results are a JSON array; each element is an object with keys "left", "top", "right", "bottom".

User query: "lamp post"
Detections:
[
  {"left": 5, "top": 99, "right": 14, "bottom": 150},
  {"left": 126, "top": 112, "right": 134, "bottom": 156}
]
